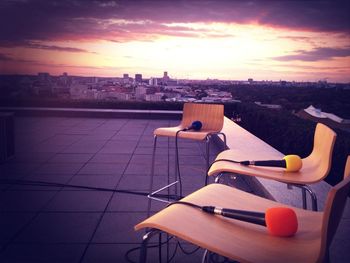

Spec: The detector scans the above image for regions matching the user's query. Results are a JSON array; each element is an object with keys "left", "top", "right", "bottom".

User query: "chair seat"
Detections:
[
  {"left": 135, "top": 183, "right": 323, "bottom": 263},
  {"left": 154, "top": 126, "right": 219, "bottom": 141},
  {"left": 208, "top": 149, "right": 331, "bottom": 185}
]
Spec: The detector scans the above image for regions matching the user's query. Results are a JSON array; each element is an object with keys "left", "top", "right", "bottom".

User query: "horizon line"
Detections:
[{"left": 1, "top": 73, "right": 349, "bottom": 85}]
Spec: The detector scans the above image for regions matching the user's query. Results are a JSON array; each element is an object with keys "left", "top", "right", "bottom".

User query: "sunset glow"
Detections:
[{"left": 0, "top": 0, "right": 349, "bottom": 82}]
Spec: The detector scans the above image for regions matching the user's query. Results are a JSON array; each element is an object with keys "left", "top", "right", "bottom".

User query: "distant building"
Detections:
[
  {"left": 160, "top": 71, "right": 170, "bottom": 85},
  {"left": 69, "top": 84, "right": 89, "bottom": 99},
  {"left": 145, "top": 92, "right": 164, "bottom": 102},
  {"left": 254, "top": 101, "right": 282, "bottom": 110},
  {"left": 99, "top": 91, "right": 132, "bottom": 101},
  {"left": 149, "top": 77, "right": 158, "bottom": 86},
  {"left": 123, "top": 74, "right": 130, "bottom": 84},
  {"left": 297, "top": 105, "right": 350, "bottom": 131},
  {"left": 58, "top": 72, "right": 70, "bottom": 86},
  {"left": 164, "top": 85, "right": 191, "bottom": 94},
  {"left": 166, "top": 79, "right": 178, "bottom": 86},
  {"left": 38, "top": 72, "right": 51, "bottom": 83},
  {"left": 135, "top": 74, "right": 142, "bottom": 83},
  {"left": 135, "top": 86, "right": 147, "bottom": 100},
  {"left": 163, "top": 71, "right": 169, "bottom": 80},
  {"left": 303, "top": 105, "right": 347, "bottom": 123}
]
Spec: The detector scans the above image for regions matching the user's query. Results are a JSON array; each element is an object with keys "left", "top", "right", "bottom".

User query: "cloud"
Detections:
[
  {"left": 0, "top": 53, "right": 14, "bottom": 61},
  {"left": 0, "top": 54, "right": 116, "bottom": 71},
  {"left": 0, "top": 0, "right": 349, "bottom": 46},
  {"left": 273, "top": 47, "right": 350, "bottom": 61},
  {"left": 256, "top": 1, "right": 350, "bottom": 32},
  {"left": 0, "top": 40, "right": 95, "bottom": 54},
  {"left": 26, "top": 42, "right": 95, "bottom": 53},
  {"left": 0, "top": 53, "right": 38, "bottom": 65},
  {"left": 279, "top": 36, "right": 317, "bottom": 46}
]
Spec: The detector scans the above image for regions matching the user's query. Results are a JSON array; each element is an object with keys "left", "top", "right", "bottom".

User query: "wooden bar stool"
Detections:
[
  {"left": 208, "top": 123, "right": 336, "bottom": 211},
  {"left": 148, "top": 102, "right": 226, "bottom": 203},
  {"left": 136, "top": 156, "right": 350, "bottom": 263}
]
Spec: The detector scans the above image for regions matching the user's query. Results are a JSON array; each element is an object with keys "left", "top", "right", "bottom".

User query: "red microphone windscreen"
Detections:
[{"left": 265, "top": 207, "right": 298, "bottom": 237}]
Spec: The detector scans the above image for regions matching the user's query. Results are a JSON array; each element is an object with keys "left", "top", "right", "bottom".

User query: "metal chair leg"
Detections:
[
  {"left": 175, "top": 132, "right": 180, "bottom": 196},
  {"left": 302, "top": 185, "right": 318, "bottom": 211},
  {"left": 302, "top": 188, "right": 307, "bottom": 210},
  {"left": 214, "top": 173, "right": 225, "bottom": 183},
  {"left": 291, "top": 184, "right": 318, "bottom": 211},
  {"left": 148, "top": 134, "right": 182, "bottom": 203},
  {"left": 139, "top": 229, "right": 159, "bottom": 263},
  {"left": 206, "top": 136, "right": 210, "bottom": 171},
  {"left": 150, "top": 135, "right": 158, "bottom": 187},
  {"left": 201, "top": 249, "right": 209, "bottom": 263},
  {"left": 205, "top": 132, "right": 227, "bottom": 186},
  {"left": 147, "top": 135, "right": 158, "bottom": 217},
  {"left": 218, "top": 132, "right": 227, "bottom": 149},
  {"left": 204, "top": 136, "right": 211, "bottom": 186},
  {"left": 148, "top": 181, "right": 178, "bottom": 204}
]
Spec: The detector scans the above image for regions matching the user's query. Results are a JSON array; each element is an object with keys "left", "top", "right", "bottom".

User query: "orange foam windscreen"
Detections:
[{"left": 265, "top": 207, "right": 298, "bottom": 237}]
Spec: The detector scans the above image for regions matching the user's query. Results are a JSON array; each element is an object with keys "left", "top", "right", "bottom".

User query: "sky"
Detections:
[{"left": 0, "top": 0, "right": 350, "bottom": 82}]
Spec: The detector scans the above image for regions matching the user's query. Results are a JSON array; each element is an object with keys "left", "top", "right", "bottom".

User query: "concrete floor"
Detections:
[{"left": 0, "top": 116, "right": 245, "bottom": 263}]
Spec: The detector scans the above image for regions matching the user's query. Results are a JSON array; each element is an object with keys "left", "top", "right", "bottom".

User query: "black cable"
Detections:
[
  {"left": 159, "top": 232, "right": 162, "bottom": 263},
  {"left": 210, "top": 252, "right": 226, "bottom": 263},
  {"left": 1, "top": 178, "right": 244, "bottom": 262},
  {"left": 0, "top": 179, "right": 181, "bottom": 200},
  {"left": 209, "top": 252, "right": 238, "bottom": 263},
  {"left": 120, "top": 201, "right": 209, "bottom": 262},
  {"left": 124, "top": 235, "right": 181, "bottom": 263},
  {"left": 0, "top": 158, "right": 244, "bottom": 263},
  {"left": 124, "top": 236, "right": 174, "bottom": 263},
  {"left": 206, "top": 158, "right": 241, "bottom": 177},
  {"left": 167, "top": 241, "right": 179, "bottom": 263},
  {"left": 177, "top": 241, "right": 201, "bottom": 255},
  {"left": 166, "top": 200, "right": 202, "bottom": 209},
  {"left": 125, "top": 246, "right": 142, "bottom": 263}
]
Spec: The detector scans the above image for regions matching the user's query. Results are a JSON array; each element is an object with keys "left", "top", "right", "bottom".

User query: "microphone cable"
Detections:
[
  {"left": 0, "top": 158, "right": 241, "bottom": 197},
  {"left": 0, "top": 159, "right": 244, "bottom": 263},
  {"left": 0, "top": 179, "right": 182, "bottom": 200},
  {"left": 206, "top": 158, "right": 241, "bottom": 180},
  {"left": 126, "top": 199, "right": 258, "bottom": 263},
  {"left": 0, "top": 178, "right": 192, "bottom": 263},
  {"left": 125, "top": 236, "right": 176, "bottom": 263},
  {"left": 0, "top": 178, "right": 252, "bottom": 262}
]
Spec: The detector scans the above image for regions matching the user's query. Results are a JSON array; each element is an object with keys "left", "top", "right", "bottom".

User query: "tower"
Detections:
[{"left": 135, "top": 74, "right": 142, "bottom": 83}]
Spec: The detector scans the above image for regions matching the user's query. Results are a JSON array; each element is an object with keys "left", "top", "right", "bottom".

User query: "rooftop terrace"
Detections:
[{"left": 0, "top": 113, "right": 349, "bottom": 262}]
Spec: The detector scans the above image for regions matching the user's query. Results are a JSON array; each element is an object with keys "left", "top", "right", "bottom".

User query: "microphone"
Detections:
[
  {"left": 202, "top": 206, "right": 298, "bottom": 237},
  {"left": 240, "top": 155, "right": 303, "bottom": 172},
  {"left": 182, "top": 120, "right": 202, "bottom": 131}
]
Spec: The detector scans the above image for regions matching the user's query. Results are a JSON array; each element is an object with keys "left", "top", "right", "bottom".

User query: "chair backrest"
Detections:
[
  {"left": 303, "top": 123, "right": 337, "bottom": 181},
  {"left": 181, "top": 103, "right": 224, "bottom": 131},
  {"left": 318, "top": 156, "right": 350, "bottom": 261}
]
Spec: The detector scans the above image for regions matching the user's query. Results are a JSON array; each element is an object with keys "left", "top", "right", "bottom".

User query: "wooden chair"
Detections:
[
  {"left": 149, "top": 103, "right": 226, "bottom": 202},
  {"left": 135, "top": 156, "right": 350, "bottom": 263},
  {"left": 208, "top": 123, "right": 337, "bottom": 211}
]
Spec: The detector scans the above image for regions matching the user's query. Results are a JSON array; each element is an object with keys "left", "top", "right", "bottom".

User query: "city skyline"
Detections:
[{"left": 0, "top": 0, "right": 350, "bottom": 82}]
